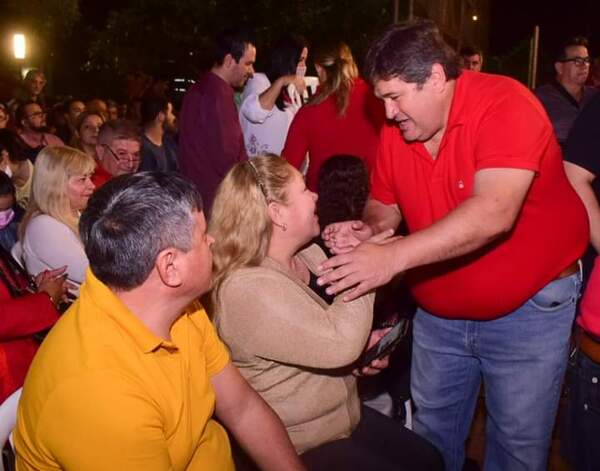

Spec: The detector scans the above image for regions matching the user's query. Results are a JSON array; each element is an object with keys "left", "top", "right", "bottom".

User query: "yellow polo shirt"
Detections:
[{"left": 15, "top": 269, "right": 234, "bottom": 471}]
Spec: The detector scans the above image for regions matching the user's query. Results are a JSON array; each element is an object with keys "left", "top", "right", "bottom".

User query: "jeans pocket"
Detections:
[{"left": 528, "top": 274, "right": 580, "bottom": 312}]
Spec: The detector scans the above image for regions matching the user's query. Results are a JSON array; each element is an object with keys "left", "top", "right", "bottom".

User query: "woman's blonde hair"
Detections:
[
  {"left": 209, "top": 154, "right": 295, "bottom": 306},
  {"left": 19, "top": 146, "right": 96, "bottom": 238},
  {"left": 309, "top": 41, "right": 359, "bottom": 117}
]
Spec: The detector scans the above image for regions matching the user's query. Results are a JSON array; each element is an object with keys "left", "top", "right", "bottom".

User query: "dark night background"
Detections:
[{"left": 1, "top": 0, "right": 599, "bottom": 104}]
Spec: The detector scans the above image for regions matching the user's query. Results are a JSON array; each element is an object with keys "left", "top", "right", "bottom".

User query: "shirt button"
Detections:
[
  {"left": 584, "top": 403, "right": 589, "bottom": 411},
  {"left": 593, "top": 377, "right": 598, "bottom": 384}
]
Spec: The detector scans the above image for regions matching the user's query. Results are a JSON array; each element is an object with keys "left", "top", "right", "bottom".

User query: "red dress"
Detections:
[
  {"left": 283, "top": 78, "right": 385, "bottom": 191},
  {"left": 0, "top": 251, "right": 59, "bottom": 403}
]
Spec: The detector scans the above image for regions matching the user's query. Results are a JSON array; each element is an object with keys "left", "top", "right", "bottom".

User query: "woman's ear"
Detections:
[
  {"left": 267, "top": 201, "right": 283, "bottom": 226},
  {"left": 155, "top": 248, "right": 183, "bottom": 288}
]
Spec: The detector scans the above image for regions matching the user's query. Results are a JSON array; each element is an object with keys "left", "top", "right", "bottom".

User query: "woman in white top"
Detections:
[
  {"left": 20, "top": 146, "right": 95, "bottom": 293},
  {"left": 239, "top": 36, "right": 308, "bottom": 157}
]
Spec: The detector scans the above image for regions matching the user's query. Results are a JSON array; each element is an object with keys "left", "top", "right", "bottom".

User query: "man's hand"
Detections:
[
  {"left": 317, "top": 241, "right": 399, "bottom": 302},
  {"left": 353, "top": 327, "right": 392, "bottom": 376},
  {"left": 321, "top": 220, "right": 374, "bottom": 254}
]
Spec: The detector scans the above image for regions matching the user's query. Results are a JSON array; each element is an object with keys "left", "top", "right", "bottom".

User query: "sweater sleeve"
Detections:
[
  {"left": 239, "top": 74, "right": 274, "bottom": 123},
  {"left": 217, "top": 270, "right": 374, "bottom": 369}
]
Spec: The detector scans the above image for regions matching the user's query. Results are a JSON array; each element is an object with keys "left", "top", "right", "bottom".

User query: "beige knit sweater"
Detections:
[{"left": 214, "top": 244, "right": 375, "bottom": 453}]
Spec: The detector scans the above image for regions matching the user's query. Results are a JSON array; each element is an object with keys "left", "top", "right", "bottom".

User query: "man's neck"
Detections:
[
  {"left": 144, "top": 124, "right": 163, "bottom": 146},
  {"left": 210, "top": 66, "right": 232, "bottom": 88},
  {"left": 19, "top": 128, "right": 44, "bottom": 146},
  {"left": 114, "top": 285, "right": 189, "bottom": 340}
]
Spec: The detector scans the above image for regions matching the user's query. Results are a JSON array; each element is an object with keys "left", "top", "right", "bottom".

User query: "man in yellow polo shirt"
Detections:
[{"left": 14, "top": 172, "right": 304, "bottom": 471}]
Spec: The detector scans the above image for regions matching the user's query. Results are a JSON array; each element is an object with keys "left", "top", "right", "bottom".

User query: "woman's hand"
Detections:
[{"left": 36, "top": 266, "right": 69, "bottom": 306}]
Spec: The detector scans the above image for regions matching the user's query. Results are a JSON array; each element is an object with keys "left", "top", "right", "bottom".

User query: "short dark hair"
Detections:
[
  {"left": 364, "top": 19, "right": 461, "bottom": 86},
  {"left": 556, "top": 36, "right": 589, "bottom": 61},
  {"left": 140, "top": 95, "right": 169, "bottom": 127},
  {"left": 79, "top": 172, "right": 203, "bottom": 290},
  {"left": 316, "top": 155, "right": 369, "bottom": 230},
  {"left": 459, "top": 45, "right": 482, "bottom": 58},
  {"left": 15, "top": 101, "right": 40, "bottom": 126},
  {"left": 97, "top": 119, "right": 141, "bottom": 146},
  {"left": 214, "top": 29, "right": 255, "bottom": 65},
  {"left": 0, "top": 171, "right": 15, "bottom": 197}
]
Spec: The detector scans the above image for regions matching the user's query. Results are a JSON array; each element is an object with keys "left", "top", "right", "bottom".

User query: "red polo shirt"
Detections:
[
  {"left": 371, "top": 71, "right": 589, "bottom": 320},
  {"left": 91, "top": 164, "right": 112, "bottom": 189}
]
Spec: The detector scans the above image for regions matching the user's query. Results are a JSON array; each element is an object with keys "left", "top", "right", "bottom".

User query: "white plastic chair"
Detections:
[{"left": 0, "top": 387, "right": 22, "bottom": 471}]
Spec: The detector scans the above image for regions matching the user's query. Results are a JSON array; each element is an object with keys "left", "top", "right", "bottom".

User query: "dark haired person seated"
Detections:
[
  {"left": 15, "top": 172, "right": 304, "bottom": 471},
  {"left": 0, "top": 172, "right": 23, "bottom": 251},
  {"left": 210, "top": 155, "right": 443, "bottom": 470},
  {"left": 0, "top": 246, "right": 66, "bottom": 403}
]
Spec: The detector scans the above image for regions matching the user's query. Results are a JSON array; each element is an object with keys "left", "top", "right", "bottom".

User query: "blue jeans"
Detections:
[
  {"left": 411, "top": 272, "right": 581, "bottom": 471},
  {"left": 564, "top": 349, "right": 600, "bottom": 471}
]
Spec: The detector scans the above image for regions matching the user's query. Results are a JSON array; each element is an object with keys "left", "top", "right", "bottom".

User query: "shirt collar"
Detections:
[{"left": 78, "top": 268, "right": 177, "bottom": 354}]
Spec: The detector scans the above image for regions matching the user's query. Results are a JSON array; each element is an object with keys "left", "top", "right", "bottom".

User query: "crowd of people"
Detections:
[{"left": 0, "top": 18, "right": 599, "bottom": 471}]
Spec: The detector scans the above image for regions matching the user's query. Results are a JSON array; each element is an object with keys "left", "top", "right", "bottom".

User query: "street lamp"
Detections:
[
  {"left": 472, "top": 14, "right": 479, "bottom": 21},
  {"left": 13, "top": 34, "right": 26, "bottom": 60}
]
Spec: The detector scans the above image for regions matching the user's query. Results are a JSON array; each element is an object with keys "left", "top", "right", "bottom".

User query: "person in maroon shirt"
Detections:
[
  {"left": 178, "top": 29, "right": 255, "bottom": 213},
  {"left": 283, "top": 41, "right": 384, "bottom": 191}
]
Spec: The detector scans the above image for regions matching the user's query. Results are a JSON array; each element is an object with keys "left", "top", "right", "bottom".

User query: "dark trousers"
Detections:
[
  {"left": 300, "top": 406, "right": 443, "bottom": 471},
  {"left": 564, "top": 350, "right": 600, "bottom": 471}
]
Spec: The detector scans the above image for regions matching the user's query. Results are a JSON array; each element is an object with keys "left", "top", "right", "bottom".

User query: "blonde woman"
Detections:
[
  {"left": 209, "top": 155, "right": 442, "bottom": 470},
  {"left": 282, "top": 42, "right": 384, "bottom": 191},
  {"left": 20, "top": 146, "right": 95, "bottom": 290}
]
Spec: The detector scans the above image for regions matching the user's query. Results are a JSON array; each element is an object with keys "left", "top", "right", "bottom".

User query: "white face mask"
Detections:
[{"left": 0, "top": 208, "right": 14, "bottom": 229}]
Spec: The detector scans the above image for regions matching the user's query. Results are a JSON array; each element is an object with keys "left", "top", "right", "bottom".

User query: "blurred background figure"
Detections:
[
  {"left": 283, "top": 41, "right": 384, "bottom": 191},
  {"left": 139, "top": 95, "right": 178, "bottom": 171},
  {"left": 70, "top": 111, "right": 105, "bottom": 161},
  {"left": 239, "top": 35, "right": 308, "bottom": 157},
  {"left": 459, "top": 45, "right": 483, "bottom": 71}
]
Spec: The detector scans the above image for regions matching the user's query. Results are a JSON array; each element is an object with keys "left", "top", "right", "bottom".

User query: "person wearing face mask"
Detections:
[
  {"left": 0, "top": 172, "right": 23, "bottom": 252},
  {"left": 20, "top": 146, "right": 95, "bottom": 295},
  {"left": 239, "top": 36, "right": 308, "bottom": 157}
]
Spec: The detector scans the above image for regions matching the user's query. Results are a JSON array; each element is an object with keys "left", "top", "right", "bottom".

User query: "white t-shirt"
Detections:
[{"left": 239, "top": 73, "right": 302, "bottom": 157}]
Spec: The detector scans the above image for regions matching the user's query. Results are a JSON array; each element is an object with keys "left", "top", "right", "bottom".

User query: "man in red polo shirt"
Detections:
[
  {"left": 318, "top": 21, "right": 589, "bottom": 471},
  {"left": 92, "top": 119, "right": 141, "bottom": 189}
]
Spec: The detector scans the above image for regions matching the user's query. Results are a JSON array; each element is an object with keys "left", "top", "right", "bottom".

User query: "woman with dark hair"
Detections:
[
  {"left": 0, "top": 129, "right": 34, "bottom": 209},
  {"left": 239, "top": 36, "right": 308, "bottom": 156},
  {"left": 69, "top": 111, "right": 105, "bottom": 161},
  {"left": 283, "top": 41, "right": 384, "bottom": 191}
]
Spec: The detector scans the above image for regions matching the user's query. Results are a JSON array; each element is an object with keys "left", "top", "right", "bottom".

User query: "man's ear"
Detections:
[
  {"left": 155, "top": 248, "right": 183, "bottom": 288},
  {"left": 554, "top": 61, "right": 563, "bottom": 77},
  {"left": 223, "top": 53, "right": 234, "bottom": 69},
  {"left": 429, "top": 63, "right": 448, "bottom": 92},
  {"left": 156, "top": 111, "right": 166, "bottom": 125}
]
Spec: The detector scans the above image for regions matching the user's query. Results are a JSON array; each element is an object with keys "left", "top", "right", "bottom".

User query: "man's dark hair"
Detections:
[
  {"left": 0, "top": 171, "right": 15, "bottom": 198},
  {"left": 556, "top": 36, "right": 589, "bottom": 61},
  {"left": 459, "top": 45, "right": 482, "bottom": 58},
  {"left": 214, "top": 29, "right": 255, "bottom": 65},
  {"left": 15, "top": 101, "right": 39, "bottom": 127},
  {"left": 364, "top": 19, "right": 461, "bottom": 86},
  {"left": 79, "top": 172, "right": 203, "bottom": 289},
  {"left": 140, "top": 95, "right": 169, "bottom": 127}
]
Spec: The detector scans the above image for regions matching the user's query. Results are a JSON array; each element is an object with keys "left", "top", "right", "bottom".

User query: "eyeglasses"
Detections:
[
  {"left": 559, "top": 56, "right": 592, "bottom": 66},
  {"left": 26, "top": 111, "right": 46, "bottom": 119},
  {"left": 104, "top": 145, "right": 141, "bottom": 166}
]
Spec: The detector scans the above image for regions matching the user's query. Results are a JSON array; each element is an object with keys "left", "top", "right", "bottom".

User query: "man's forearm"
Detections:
[
  {"left": 229, "top": 392, "right": 305, "bottom": 471},
  {"left": 387, "top": 193, "right": 515, "bottom": 274},
  {"left": 362, "top": 198, "right": 402, "bottom": 235}
]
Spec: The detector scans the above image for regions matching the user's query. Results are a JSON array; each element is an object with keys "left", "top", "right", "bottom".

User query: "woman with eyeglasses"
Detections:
[
  {"left": 19, "top": 146, "right": 95, "bottom": 295},
  {"left": 209, "top": 154, "right": 442, "bottom": 470}
]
